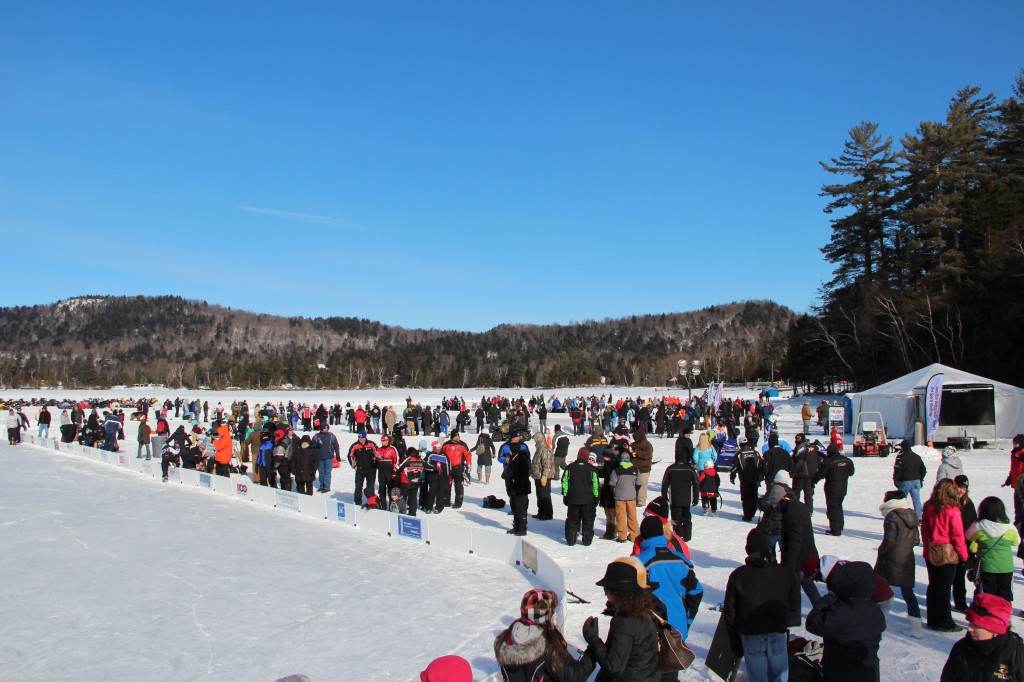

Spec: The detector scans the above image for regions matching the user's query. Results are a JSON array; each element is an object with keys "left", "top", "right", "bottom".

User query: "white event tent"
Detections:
[{"left": 847, "top": 363, "right": 1024, "bottom": 441}]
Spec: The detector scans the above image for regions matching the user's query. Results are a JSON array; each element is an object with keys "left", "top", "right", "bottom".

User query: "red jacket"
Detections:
[
  {"left": 921, "top": 502, "right": 969, "bottom": 563},
  {"left": 442, "top": 440, "right": 472, "bottom": 468},
  {"left": 213, "top": 424, "right": 233, "bottom": 465},
  {"left": 1009, "top": 445, "right": 1024, "bottom": 486}
]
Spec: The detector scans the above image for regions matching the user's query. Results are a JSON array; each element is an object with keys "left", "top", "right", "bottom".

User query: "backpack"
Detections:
[{"left": 482, "top": 495, "right": 507, "bottom": 509}]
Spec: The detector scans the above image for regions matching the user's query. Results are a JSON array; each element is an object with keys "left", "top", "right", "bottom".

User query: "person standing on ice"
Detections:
[
  {"left": 631, "top": 428, "right": 654, "bottom": 508},
  {"left": 815, "top": 443, "right": 855, "bottom": 536},
  {"left": 36, "top": 405, "right": 51, "bottom": 439},
  {"left": 441, "top": 431, "right": 471, "bottom": 509},
  {"left": 311, "top": 422, "right": 339, "bottom": 493},
  {"left": 724, "top": 529, "right": 800, "bottom": 682},
  {"left": 893, "top": 439, "right": 927, "bottom": 517},
  {"left": 530, "top": 431, "right": 556, "bottom": 521},
  {"left": 730, "top": 436, "right": 763, "bottom": 522},
  {"left": 800, "top": 400, "right": 814, "bottom": 435},
  {"left": 503, "top": 431, "right": 532, "bottom": 536},
  {"left": 922, "top": 479, "right": 970, "bottom": 632},
  {"left": 6, "top": 408, "right": 20, "bottom": 445},
  {"left": 805, "top": 561, "right": 886, "bottom": 682},
  {"left": 292, "top": 435, "right": 317, "bottom": 495},
  {"left": 562, "top": 448, "right": 599, "bottom": 546},
  {"left": 348, "top": 430, "right": 377, "bottom": 505},
  {"left": 875, "top": 490, "right": 924, "bottom": 638},
  {"left": 778, "top": 492, "right": 822, "bottom": 606},
  {"left": 936, "top": 446, "right": 964, "bottom": 484},
  {"left": 1002, "top": 434, "right": 1024, "bottom": 526}
]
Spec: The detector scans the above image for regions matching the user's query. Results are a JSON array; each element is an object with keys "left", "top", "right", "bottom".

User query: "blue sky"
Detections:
[{"left": 2, "top": 2, "right": 1021, "bottom": 331}]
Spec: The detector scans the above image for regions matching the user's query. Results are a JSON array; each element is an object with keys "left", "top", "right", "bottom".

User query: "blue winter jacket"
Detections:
[
  {"left": 693, "top": 447, "right": 717, "bottom": 472},
  {"left": 636, "top": 535, "right": 703, "bottom": 640}
]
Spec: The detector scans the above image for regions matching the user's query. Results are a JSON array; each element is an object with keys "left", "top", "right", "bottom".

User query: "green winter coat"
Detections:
[{"left": 967, "top": 520, "right": 1020, "bottom": 574}]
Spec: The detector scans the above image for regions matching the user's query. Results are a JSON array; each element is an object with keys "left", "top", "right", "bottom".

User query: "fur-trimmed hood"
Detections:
[{"left": 494, "top": 620, "right": 547, "bottom": 668}]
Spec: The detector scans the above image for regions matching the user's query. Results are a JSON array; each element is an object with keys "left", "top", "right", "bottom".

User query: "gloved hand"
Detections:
[
  {"left": 730, "top": 475, "right": 736, "bottom": 485},
  {"left": 541, "top": 476, "right": 548, "bottom": 487},
  {"left": 582, "top": 616, "right": 600, "bottom": 646},
  {"left": 1003, "top": 475, "right": 1012, "bottom": 487}
]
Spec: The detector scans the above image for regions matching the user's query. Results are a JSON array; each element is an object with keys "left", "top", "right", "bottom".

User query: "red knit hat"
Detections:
[{"left": 967, "top": 593, "right": 1012, "bottom": 635}]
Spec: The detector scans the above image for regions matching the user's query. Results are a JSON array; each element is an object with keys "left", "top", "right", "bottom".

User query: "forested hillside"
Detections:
[
  {"left": 784, "top": 70, "right": 1024, "bottom": 389},
  {"left": 0, "top": 296, "right": 793, "bottom": 389}
]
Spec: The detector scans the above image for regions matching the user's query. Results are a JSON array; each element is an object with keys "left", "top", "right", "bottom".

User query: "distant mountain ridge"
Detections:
[{"left": 0, "top": 296, "right": 795, "bottom": 389}]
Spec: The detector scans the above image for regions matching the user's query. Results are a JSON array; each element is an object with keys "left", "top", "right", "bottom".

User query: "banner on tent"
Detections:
[{"left": 926, "top": 373, "right": 944, "bottom": 438}]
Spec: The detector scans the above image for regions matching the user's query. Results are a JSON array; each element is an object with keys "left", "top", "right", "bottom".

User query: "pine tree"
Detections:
[{"left": 819, "top": 121, "right": 899, "bottom": 294}]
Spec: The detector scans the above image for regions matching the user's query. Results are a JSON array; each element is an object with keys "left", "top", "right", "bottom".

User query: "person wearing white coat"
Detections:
[{"left": 935, "top": 447, "right": 964, "bottom": 484}]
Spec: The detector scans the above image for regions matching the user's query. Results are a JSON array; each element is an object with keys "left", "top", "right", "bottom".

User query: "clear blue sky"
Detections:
[{"left": 2, "top": 2, "right": 1021, "bottom": 331}]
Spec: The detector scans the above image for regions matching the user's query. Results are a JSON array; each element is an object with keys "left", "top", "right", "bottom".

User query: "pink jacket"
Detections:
[{"left": 921, "top": 503, "right": 969, "bottom": 563}]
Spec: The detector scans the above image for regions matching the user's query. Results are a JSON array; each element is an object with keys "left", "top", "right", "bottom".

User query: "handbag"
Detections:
[
  {"left": 650, "top": 610, "right": 695, "bottom": 672},
  {"left": 927, "top": 542, "right": 959, "bottom": 567}
]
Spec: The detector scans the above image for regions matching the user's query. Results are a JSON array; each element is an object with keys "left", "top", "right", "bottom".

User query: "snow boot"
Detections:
[
  {"left": 567, "top": 533, "right": 577, "bottom": 546},
  {"left": 907, "top": 618, "right": 924, "bottom": 639}
]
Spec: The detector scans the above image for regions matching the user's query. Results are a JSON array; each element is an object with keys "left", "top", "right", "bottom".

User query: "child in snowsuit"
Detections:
[{"left": 699, "top": 461, "right": 721, "bottom": 516}]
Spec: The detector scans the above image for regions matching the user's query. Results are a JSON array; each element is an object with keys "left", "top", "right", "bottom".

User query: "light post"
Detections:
[{"left": 678, "top": 359, "right": 703, "bottom": 399}]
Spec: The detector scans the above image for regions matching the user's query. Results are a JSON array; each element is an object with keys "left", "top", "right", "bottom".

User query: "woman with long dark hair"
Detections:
[
  {"left": 494, "top": 589, "right": 593, "bottom": 682},
  {"left": 922, "top": 479, "right": 970, "bottom": 632},
  {"left": 582, "top": 557, "right": 661, "bottom": 681},
  {"left": 967, "top": 496, "right": 1020, "bottom": 602}
]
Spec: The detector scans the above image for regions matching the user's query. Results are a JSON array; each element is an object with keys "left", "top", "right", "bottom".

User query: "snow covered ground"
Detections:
[{"left": 2, "top": 386, "right": 1020, "bottom": 681}]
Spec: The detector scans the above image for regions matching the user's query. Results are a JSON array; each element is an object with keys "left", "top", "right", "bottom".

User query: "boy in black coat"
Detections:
[
  {"left": 724, "top": 530, "right": 800, "bottom": 681},
  {"left": 562, "top": 448, "right": 599, "bottom": 546},
  {"left": 814, "top": 444, "right": 855, "bottom": 536},
  {"left": 661, "top": 448, "right": 700, "bottom": 541}
]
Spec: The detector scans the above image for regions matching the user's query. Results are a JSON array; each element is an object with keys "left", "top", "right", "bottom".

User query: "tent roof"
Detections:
[{"left": 859, "top": 363, "right": 1024, "bottom": 396}]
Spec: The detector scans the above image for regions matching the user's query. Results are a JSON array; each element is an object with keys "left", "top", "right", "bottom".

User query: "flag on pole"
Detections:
[{"left": 925, "top": 373, "right": 944, "bottom": 438}]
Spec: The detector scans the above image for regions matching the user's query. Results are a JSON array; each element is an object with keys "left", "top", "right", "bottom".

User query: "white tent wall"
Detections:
[{"left": 848, "top": 363, "right": 1024, "bottom": 441}]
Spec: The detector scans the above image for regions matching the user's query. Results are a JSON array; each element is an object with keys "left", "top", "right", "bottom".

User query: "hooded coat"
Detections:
[
  {"left": 967, "top": 520, "right": 1021, "bottom": 574},
  {"left": 494, "top": 620, "right": 594, "bottom": 682},
  {"left": 631, "top": 431, "right": 654, "bottom": 474},
  {"left": 936, "top": 450, "right": 965, "bottom": 483},
  {"left": 805, "top": 561, "right": 887, "bottom": 682},
  {"left": 874, "top": 497, "right": 920, "bottom": 589},
  {"left": 780, "top": 498, "right": 818, "bottom": 573}
]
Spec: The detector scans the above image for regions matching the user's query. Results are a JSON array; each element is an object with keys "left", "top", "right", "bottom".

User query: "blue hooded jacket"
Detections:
[{"left": 636, "top": 535, "right": 703, "bottom": 639}]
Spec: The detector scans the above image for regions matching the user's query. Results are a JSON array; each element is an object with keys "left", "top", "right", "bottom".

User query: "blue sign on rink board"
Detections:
[{"left": 397, "top": 515, "right": 423, "bottom": 541}]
